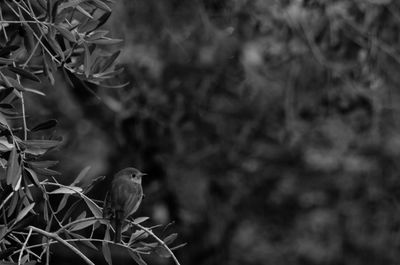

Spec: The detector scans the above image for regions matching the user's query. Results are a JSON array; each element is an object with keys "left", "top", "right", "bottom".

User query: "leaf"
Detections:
[
  {"left": 0, "top": 247, "right": 18, "bottom": 259},
  {"left": 24, "top": 168, "right": 41, "bottom": 187},
  {"left": 15, "top": 203, "right": 35, "bottom": 224},
  {"left": 128, "top": 229, "right": 148, "bottom": 244},
  {"left": 133, "top": 217, "right": 149, "bottom": 224},
  {"left": 69, "top": 232, "right": 98, "bottom": 250},
  {"left": 127, "top": 249, "right": 147, "bottom": 265},
  {"left": 0, "top": 87, "right": 14, "bottom": 102},
  {"left": 83, "top": 196, "right": 102, "bottom": 218},
  {"left": 0, "top": 112, "right": 9, "bottom": 128},
  {"left": 20, "top": 139, "right": 61, "bottom": 155},
  {"left": 83, "top": 43, "right": 91, "bottom": 78},
  {"left": 55, "top": 25, "right": 76, "bottom": 42},
  {"left": 24, "top": 87, "right": 46, "bottom": 96},
  {"left": 33, "top": 167, "right": 61, "bottom": 176},
  {"left": 0, "top": 137, "right": 13, "bottom": 152},
  {"left": 7, "top": 192, "right": 18, "bottom": 217},
  {"left": 70, "top": 219, "right": 97, "bottom": 232},
  {"left": 163, "top": 233, "right": 178, "bottom": 245},
  {"left": 102, "top": 227, "right": 113, "bottom": 265},
  {"left": 7, "top": 66, "right": 41, "bottom": 82},
  {"left": 0, "top": 45, "right": 19, "bottom": 57},
  {"left": 6, "top": 147, "right": 21, "bottom": 190},
  {"left": 101, "top": 50, "right": 120, "bottom": 72},
  {"left": 49, "top": 186, "right": 83, "bottom": 194},
  {"left": 27, "top": 160, "right": 58, "bottom": 168},
  {"left": 95, "top": 11, "right": 111, "bottom": 30},
  {"left": 87, "top": 38, "right": 123, "bottom": 45},
  {"left": 71, "top": 166, "right": 91, "bottom": 186},
  {"left": 91, "top": 0, "right": 112, "bottom": 12},
  {"left": 76, "top": 5, "right": 94, "bottom": 19},
  {"left": 31, "top": 119, "right": 58, "bottom": 132},
  {"left": 155, "top": 245, "right": 171, "bottom": 258}
]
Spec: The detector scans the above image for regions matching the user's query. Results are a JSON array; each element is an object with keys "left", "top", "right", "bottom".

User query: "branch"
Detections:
[
  {"left": 28, "top": 226, "right": 95, "bottom": 265},
  {"left": 131, "top": 222, "right": 181, "bottom": 265}
]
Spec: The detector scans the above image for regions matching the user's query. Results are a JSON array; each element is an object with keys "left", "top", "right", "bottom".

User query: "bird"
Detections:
[{"left": 103, "top": 167, "right": 145, "bottom": 243}]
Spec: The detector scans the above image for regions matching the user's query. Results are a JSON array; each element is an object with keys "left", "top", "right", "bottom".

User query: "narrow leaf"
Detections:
[
  {"left": 49, "top": 186, "right": 83, "bottom": 194},
  {"left": 72, "top": 166, "right": 91, "bottom": 186},
  {"left": 70, "top": 219, "right": 97, "bottom": 232},
  {"left": 83, "top": 43, "right": 91, "bottom": 77},
  {"left": 128, "top": 250, "right": 147, "bottom": 265},
  {"left": 7, "top": 66, "right": 41, "bottom": 82},
  {"left": 133, "top": 217, "right": 149, "bottom": 224},
  {"left": 15, "top": 203, "right": 35, "bottom": 224},
  {"left": 163, "top": 233, "right": 178, "bottom": 245},
  {"left": 55, "top": 25, "right": 76, "bottom": 42},
  {"left": 31, "top": 119, "right": 58, "bottom": 132},
  {"left": 102, "top": 227, "right": 113, "bottom": 265},
  {"left": 83, "top": 196, "right": 102, "bottom": 218}
]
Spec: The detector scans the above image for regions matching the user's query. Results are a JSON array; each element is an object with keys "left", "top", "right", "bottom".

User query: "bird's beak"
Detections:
[{"left": 139, "top": 173, "right": 147, "bottom": 177}]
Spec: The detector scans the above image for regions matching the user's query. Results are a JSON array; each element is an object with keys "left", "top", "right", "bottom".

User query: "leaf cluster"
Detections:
[{"left": 0, "top": 1, "right": 182, "bottom": 265}]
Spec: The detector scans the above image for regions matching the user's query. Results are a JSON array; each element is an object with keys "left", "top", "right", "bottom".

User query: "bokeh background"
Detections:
[{"left": 28, "top": 0, "right": 400, "bottom": 264}]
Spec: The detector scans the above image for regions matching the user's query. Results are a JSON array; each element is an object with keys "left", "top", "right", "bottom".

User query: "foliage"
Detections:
[
  {"left": 0, "top": 1, "right": 182, "bottom": 265},
  {"left": 94, "top": 0, "right": 400, "bottom": 264}
]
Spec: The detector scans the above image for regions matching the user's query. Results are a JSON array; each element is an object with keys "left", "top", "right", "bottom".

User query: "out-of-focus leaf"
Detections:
[
  {"left": 0, "top": 45, "right": 19, "bottom": 57},
  {"left": 0, "top": 103, "right": 17, "bottom": 115},
  {"left": 0, "top": 112, "right": 9, "bottom": 128},
  {"left": 170, "top": 243, "right": 187, "bottom": 251},
  {"left": 87, "top": 38, "right": 123, "bottom": 45},
  {"left": 134, "top": 217, "right": 149, "bottom": 224},
  {"left": 128, "top": 249, "right": 147, "bottom": 265},
  {"left": 128, "top": 229, "right": 148, "bottom": 244},
  {"left": 27, "top": 160, "right": 58, "bottom": 169},
  {"left": 155, "top": 245, "right": 171, "bottom": 258},
  {"left": 71, "top": 166, "right": 91, "bottom": 186},
  {"left": 76, "top": 5, "right": 93, "bottom": 19},
  {"left": 0, "top": 58, "right": 14, "bottom": 65},
  {"left": 49, "top": 186, "right": 83, "bottom": 194},
  {"left": 95, "top": 12, "right": 111, "bottom": 30},
  {"left": 33, "top": 167, "right": 61, "bottom": 176},
  {"left": 19, "top": 139, "right": 61, "bottom": 155},
  {"left": 83, "top": 43, "right": 91, "bottom": 77},
  {"left": 43, "top": 53, "right": 56, "bottom": 85},
  {"left": 15, "top": 203, "right": 35, "bottom": 224},
  {"left": 163, "top": 233, "right": 178, "bottom": 245},
  {"left": 101, "top": 50, "right": 120, "bottom": 72},
  {"left": 87, "top": 30, "right": 109, "bottom": 41},
  {"left": 7, "top": 66, "right": 41, "bottom": 82},
  {"left": 0, "top": 71, "right": 13, "bottom": 88},
  {"left": 0, "top": 137, "right": 13, "bottom": 152},
  {"left": 24, "top": 87, "right": 46, "bottom": 96},
  {"left": 30, "top": 119, "right": 58, "bottom": 132},
  {"left": 55, "top": 25, "right": 76, "bottom": 42},
  {"left": 91, "top": 0, "right": 112, "bottom": 12},
  {"left": 0, "top": 247, "right": 17, "bottom": 259},
  {"left": 102, "top": 227, "right": 112, "bottom": 265},
  {"left": 0, "top": 87, "right": 14, "bottom": 102}
]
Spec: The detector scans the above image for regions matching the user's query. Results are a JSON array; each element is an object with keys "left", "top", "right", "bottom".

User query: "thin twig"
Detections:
[
  {"left": 18, "top": 227, "right": 32, "bottom": 265},
  {"left": 28, "top": 226, "right": 95, "bottom": 265},
  {"left": 132, "top": 223, "right": 181, "bottom": 265}
]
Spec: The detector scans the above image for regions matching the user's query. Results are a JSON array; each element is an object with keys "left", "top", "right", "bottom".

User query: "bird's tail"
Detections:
[{"left": 114, "top": 210, "right": 124, "bottom": 243}]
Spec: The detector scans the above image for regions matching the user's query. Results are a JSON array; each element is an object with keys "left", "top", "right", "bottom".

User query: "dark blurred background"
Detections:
[{"left": 28, "top": 0, "right": 400, "bottom": 264}]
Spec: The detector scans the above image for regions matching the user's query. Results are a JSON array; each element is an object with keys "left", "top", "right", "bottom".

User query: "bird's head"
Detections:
[{"left": 115, "top": 167, "right": 146, "bottom": 184}]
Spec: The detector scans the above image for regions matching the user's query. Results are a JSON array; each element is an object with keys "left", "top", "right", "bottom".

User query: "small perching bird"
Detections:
[{"left": 103, "top": 167, "right": 145, "bottom": 243}]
